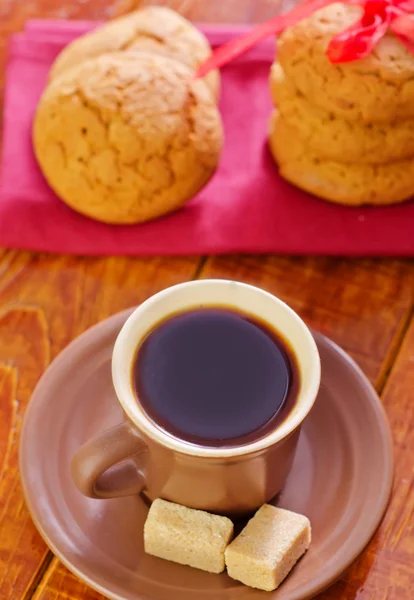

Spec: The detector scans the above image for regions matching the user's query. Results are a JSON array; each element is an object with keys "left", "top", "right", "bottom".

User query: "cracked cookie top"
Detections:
[
  {"left": 34, "top": 52, "right": 223, "bottom": 224},
  {"left": 277, "top": 3, "right": 414, "bottom": 123},
  {"left": 49, "top": 6, "right": 219, "bottom": 100}
]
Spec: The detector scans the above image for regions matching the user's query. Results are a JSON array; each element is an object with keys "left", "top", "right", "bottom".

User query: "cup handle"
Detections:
[{"left": 71, "top": 421, "right": 147, "bottom": 499}]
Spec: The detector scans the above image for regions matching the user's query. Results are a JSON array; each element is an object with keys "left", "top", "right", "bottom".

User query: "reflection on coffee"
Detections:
[{"left": 132, "top": 307, "right": 299, "bottom": 447}]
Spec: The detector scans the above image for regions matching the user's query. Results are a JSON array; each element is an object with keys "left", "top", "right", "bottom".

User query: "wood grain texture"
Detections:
[
  {"left": 0, "top": 251, "right": 200, "bottom": 600},
  {"left": 0, "top": 0, "right": 413, "bottom": 599},
  {"left": 29, "top": 255, "right": 414, "bottom": 600},
  {"left": 315, "top": 316, "right": 414, "bottom": 599},
  {"left": 201, "top": 256, "right": 414, "bottom": 600},
  {"left": 32, "top": 558, "right": 104, "bottom": 600}
]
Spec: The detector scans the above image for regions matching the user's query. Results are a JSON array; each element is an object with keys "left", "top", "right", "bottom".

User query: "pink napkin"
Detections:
[{"left": 0, "top": 20, "right": 413, "bottom": 256}]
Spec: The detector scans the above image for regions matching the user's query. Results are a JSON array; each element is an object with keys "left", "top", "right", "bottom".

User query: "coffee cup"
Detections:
[{"left": 71, "top": 280, "right": 320, "bottom": 516}]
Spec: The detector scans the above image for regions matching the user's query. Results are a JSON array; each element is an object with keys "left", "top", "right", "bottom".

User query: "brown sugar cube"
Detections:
[
  {"left": 225, "top": 504, "right": 311, "bottom": 591},
  {"left": 144, "top": 498, "right": 234, "bottom": 573}
]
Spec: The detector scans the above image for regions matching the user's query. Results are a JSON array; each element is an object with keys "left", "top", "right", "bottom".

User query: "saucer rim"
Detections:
[{"left": 19, "top": 308, "right": 394, "bottom": 600}]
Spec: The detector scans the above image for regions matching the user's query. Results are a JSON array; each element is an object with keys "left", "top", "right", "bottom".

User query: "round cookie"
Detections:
[
  {"left": 49, "top": 6, "right": 220, "bottom": 100},
  {"left": 270, "top": 63, "right": 414, "bottom": 164},
  {"left": 269, "top": 112, "right": 414, "bottom": 205},
  {"left": 34, "top": 52, "right": 223, "bottom": 224},
  {"left": 277, "top": 3, "right": 414, "bottom": 123}
]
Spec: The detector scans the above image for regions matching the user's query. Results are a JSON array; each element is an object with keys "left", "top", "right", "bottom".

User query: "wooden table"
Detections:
[{"left": 0, "top": 1, "right": 413, "bottom": 598}]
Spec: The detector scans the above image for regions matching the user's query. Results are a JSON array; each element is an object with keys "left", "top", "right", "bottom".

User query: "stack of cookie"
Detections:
[
  {"left": 268, "top": 3, "right": 414, "bottom": 206},
  {"left": 33, "top": 7, "right": 222, "bottom": 224}
]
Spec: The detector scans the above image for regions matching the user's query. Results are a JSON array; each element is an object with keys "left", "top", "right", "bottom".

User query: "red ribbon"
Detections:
[{"left": 195, "top": 0, "right": 414, "bottom": 78}]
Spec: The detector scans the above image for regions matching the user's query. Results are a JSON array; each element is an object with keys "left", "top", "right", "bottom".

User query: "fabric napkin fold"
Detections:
[{"left": 0, "top": 19, "right": 413, "bottom": 256}]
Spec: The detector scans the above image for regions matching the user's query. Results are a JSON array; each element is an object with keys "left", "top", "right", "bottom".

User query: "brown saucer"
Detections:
[{"left": 20, "top": 309, "right": 393, "bottom": 600}]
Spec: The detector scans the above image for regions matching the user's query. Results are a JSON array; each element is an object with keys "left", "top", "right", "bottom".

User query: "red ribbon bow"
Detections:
[{"left": 196, "top": 0, "right": 414, "bottom": 77}]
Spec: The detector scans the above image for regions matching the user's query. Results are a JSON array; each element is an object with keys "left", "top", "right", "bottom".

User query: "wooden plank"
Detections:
[
  {"left": 32, "top": 558, "right": 104, "bottom": 600},
  {"left": 0, "top": 252, "right": 200, "bottom": 600},
  {"left": 315, "top": 316, "right": 414, "bottom": 598},
  {"left": 201, "top": 255, "right": 413, "bottom": 384},
  {"left": 31, "top": 255, "right": 413, "bottom": 600}
]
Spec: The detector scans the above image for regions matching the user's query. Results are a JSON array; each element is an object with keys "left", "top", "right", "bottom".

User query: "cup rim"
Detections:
[{"left": 112, "top": 280, "right": 321, "bottom": 458}]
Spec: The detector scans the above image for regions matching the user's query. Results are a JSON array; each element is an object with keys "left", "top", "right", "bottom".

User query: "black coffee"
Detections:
[{"left": 132, "top": 307, "right": 298, "bottom": 447}]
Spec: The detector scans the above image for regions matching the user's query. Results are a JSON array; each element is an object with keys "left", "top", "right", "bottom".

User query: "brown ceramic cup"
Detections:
[{"left": 71, "top": 280, "right": 321, "bottom": 516}]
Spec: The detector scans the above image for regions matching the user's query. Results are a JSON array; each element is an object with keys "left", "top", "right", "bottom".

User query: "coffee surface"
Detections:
[{"left": 133, "top": 308, "right": 297, "bottom": 446}]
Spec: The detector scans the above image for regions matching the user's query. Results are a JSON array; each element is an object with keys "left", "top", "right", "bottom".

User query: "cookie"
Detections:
[
  {"left": 269, "top": 112, "right": 414, "bottom": 205},
  {"left": 270, "top": 63, "right": 414, "bottom": 164},
  {"left": 49, "top": 6, "right": 219, "bottom": 99},
  {"left": 277, "top": 3, "right": 414, "bottom": 123},
  {"left": 34, "top": 52, "right": 223, "bottom": 224}
]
